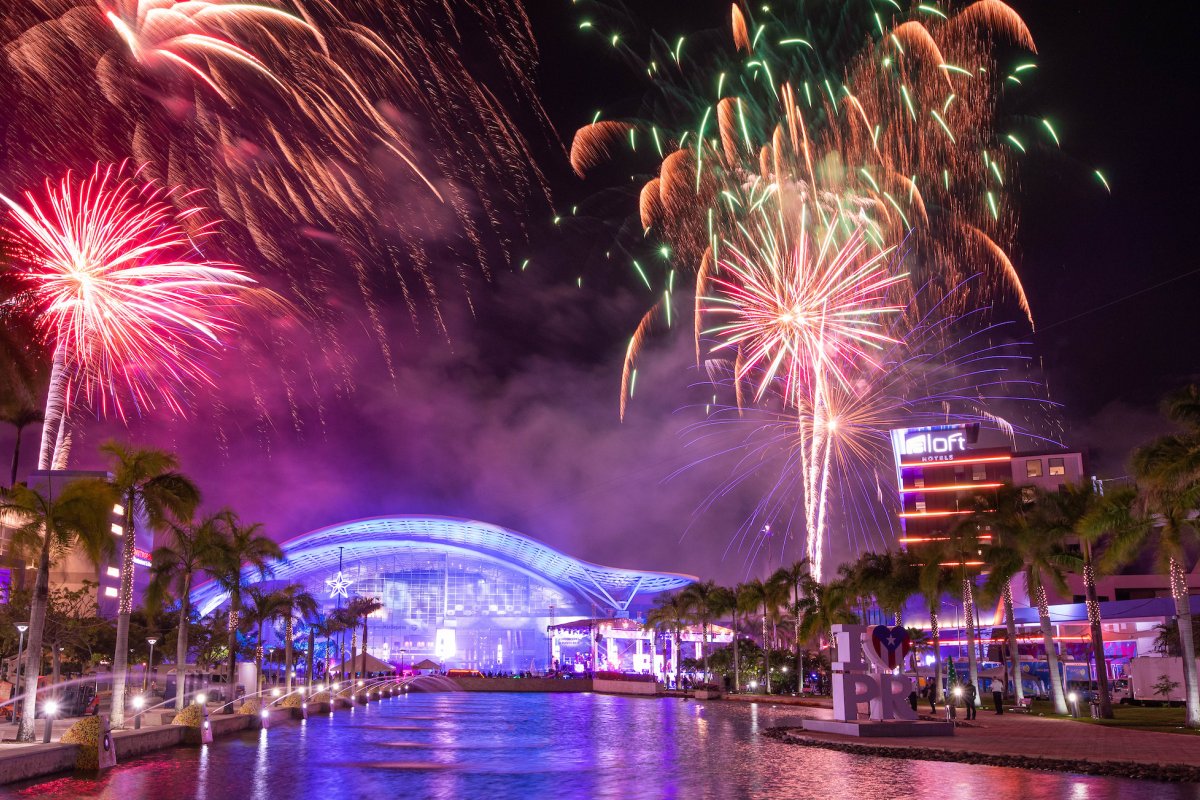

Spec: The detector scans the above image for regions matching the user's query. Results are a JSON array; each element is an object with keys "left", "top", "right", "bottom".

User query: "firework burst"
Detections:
[{"left": 1, "top": 162, "right": 260, "bottom": 469}]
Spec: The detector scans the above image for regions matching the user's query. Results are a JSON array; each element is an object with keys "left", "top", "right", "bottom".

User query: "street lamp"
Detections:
[
  {"left": 42, "top": 699, "right": 58, "bottom": 743},
  {"left": 132, "top": 695, "right": 144, "bottom": 729},
  {"left": 14, "top": 623, "right": 28, "bottom": 691},
  {"left": 145, "top": 637, "right": 158, "bottom": 693},
  {"left": 1068, "top": 691, "right": 1079, "bottom": 718}
]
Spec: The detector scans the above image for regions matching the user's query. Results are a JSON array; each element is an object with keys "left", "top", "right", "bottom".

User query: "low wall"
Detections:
[
  {"left": 593, "top": 678, "right": 659, "bottom": 696},
  {"left": 0, "top": 744, "right": 79, "bottom": 785},
  {"left": 112, "top": 726, "right": 185, "bottom": 759},
  {"left": 723, "top": 694, "right": 832, "bottom": 709},
  {"left": 451, "top": 677, "right": 592, "bottom": 693}
]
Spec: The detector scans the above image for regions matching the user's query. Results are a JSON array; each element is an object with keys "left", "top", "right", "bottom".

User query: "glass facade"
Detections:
[{"left": 305, "top": 548, "right": 583, "bottom": 672}]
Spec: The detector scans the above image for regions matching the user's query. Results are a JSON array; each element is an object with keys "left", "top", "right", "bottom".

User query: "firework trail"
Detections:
[
  {"left": 0, "top": 0, "right": 555, "bottom": 379},
  {"left": 1, "top": 162, "right": 264, "bottom": 469}
]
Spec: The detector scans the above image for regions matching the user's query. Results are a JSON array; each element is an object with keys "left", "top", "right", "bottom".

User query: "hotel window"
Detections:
[
  {"left": 913, "top": 477, "right": 925, "bottom": 489},
  {"left": 1049, "top": 457, "right": 1065, "bottom": 476},
  {"left": 915, "top": 501, "right": 927, "bottom": 512},
  {"left": 972, "top": 463, "right": 986, "bottom": 481},
  {"left": 1026, "top": 459, "right": 1043, "bottom": 478}
]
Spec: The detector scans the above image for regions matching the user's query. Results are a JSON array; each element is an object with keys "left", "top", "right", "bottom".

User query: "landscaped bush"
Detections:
[
  {"left": 172, "top": 703, "right": 204, "bottom": 727},
  {"left": 281, "top": 693, "right": 303, "bottom": 708},
  {"left": 61, "top": 716, "right": 105, "bottom": 770},
  {"left": 308, "top": 691, "right": 330, "bottom": 704},
  {"left": 237, "top": 699, "right": 261, "bottom": 715}
]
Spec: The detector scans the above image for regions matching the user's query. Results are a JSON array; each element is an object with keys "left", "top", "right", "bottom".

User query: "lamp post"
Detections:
[
  {"left": 14, "top": 623, "right": 28, "bottom": 692},
  {"left": 145, "top": 637, "right": 158, "bottom": 693},
  {"left": 132, "top": 694, "right": 144, "bottom": 730},
  {"left": 42, "top": 699, "right": 57, "bottom": 743},
  {"left": 1068, "top": 691, "right": 1079, "bottom": 718},
  {"left": 400, "top": 649, "right": 407, "bottom": 676}
]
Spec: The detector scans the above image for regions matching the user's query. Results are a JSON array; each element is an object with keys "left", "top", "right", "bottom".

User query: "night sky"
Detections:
[{"left": 2, "top": 1, "right": 1195, "bottom": 584}]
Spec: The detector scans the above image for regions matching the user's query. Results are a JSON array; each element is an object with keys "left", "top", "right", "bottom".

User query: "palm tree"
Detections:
[
  {"left": 796, "top": 575, "right": 858, "bottom": 689},
  {"left": 346, "top": 596, "right": 384, "bottom": 680},
  {"left": 303, "top": 610, "right": 332, "bottom": 692},
  {"left": 896, "top": 544, "right": 955, "bottom": 702},
  {"left": 947, "top": 509, "right": 991, "bottom": 692},
  {"left": 680, "top": 581, "right": 725, "bottom": 682},
  {"left": 645, "top": 593, "right": 691, "bottom": 685},
  {"left": 209, "top": 511, "right": 282, "bottom": 706},
  {"left": 101, "top": 442, "right": 199, "bottom": 728},
  {"left": 981, "top": 489, "right": 1072, "bottom": 715},
  {"left": 245, "top": 585, "right": 285, "bottom": 695},
  {"left": 772, "top": 560, "right": 810, "bottom": 685},
  {"left": 727, "top": 583, "right": 745, "bottom": 691},
  {"left": 0, "top": 478, "right": 114, "bottom": 741},
  {"left": 147, "top": 513, "right": 222, "bottom": 710},
  {"left": 1102, "top": 386, "right": 1200, "bottom": 727},
  {"left": 275, "top": 584, "right": 319, "bottom": 694},
  {"left": 963, "top": 484, "right": 1031, "bottom": 706},
  {"left": 1, "top": 404, "right": 43, "bottom": 489},
  {"left": 1049, "top": 482, "right": 1138, "bottom": 720},
  {"left": 739, "top": 575, "right": 788, "bottom": 693}
]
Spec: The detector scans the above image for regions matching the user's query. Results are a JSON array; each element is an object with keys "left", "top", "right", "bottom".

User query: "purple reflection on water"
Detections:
[{"left": 2, "top": 694, "right": 1198, "bottom": 800}]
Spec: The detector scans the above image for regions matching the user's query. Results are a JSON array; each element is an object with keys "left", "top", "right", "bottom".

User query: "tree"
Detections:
[
  {"left": 148, "top": 513, "right": 222, "bottom": 710},
  {"left": 1, "top": 404, "right": 42, "bottom": 489},
  {"left": 979, "top": 486, "right": 1073, "bottom": 715},
  {"left": 1153, "top": 674, "right": 1181, "bottom": 701},
  {"left": 101, "top": 442, "right": 199, "bottom": 727},
  {"left": 0, "top": 478, "right": 114, "bottom": 741},
  {"left": 897, "top": 544, "right": 955, "bottom": 703},
  {"left": 346, "top": 596, "right": 384, "bottom": 681},
  {"left": 245, "top": 585, "right": 286, "bottom": 695},
  {"left": 303, "top": 611, "right": 331, "bottom": 691},
  {"left": 739, "top": 575, "right": 788, "bottom": 693},
  {"left": 275, "top": 584, "right": 319, "bottom": 694},
  {"left": 680, "top": 581, "right": 725, "bottom": 682},
  {"left": 1047, "top": 482, "right": 1139, "bottom": 720},
  {"left": 772, "top": 560, "right": 810, "bottom": 687},
  {"left": 208, "top": 511, "right": 281, "bottom": 707},
  {"left": 796, "top": 575, "right": 858, "bottom": 689},
  {"left": 645, "top": 593, "right": 691, "bottom": 684},
  {"left": 727, "top": 583, "right": 745, "bottom": 692}
]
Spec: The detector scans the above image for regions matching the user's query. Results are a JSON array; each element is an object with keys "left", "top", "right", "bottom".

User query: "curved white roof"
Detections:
[{"left": 191, "top": 515, "right": 694, "bottom": 616}]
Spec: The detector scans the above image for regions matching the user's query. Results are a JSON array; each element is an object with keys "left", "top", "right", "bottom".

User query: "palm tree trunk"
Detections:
[
  {"left": 9, "top": 422, "right": 25, "bottom": 487},
  {"left": 761, "top": 609, "right": 770, "bottom": 694},
  {"left": 731, "top": 608, "right": 740, "bottom": 692},
  {"left": 1083, "top": 546, "right": 1112, "bottom": 718},
  {"left": 18, "top": 529, "right": 53, "bottom": 741},
  {"left": 360, "top": 616, "right": 368, "bottom": 680},
  {"left": 111, "top": 497, "right": 137, "bottom": 728},
  {"left": 176, "top": 573, "right": 191, "bottom": 711},
  {"left": 1003, "top": 582, "right": 1024, "bottom": 703},
  {"left": 285, "top": 617, "right": 295, "bottom": 694},
  {"left": 930, "top": 608, "right": 944, "bottom": 703},
  {"left": 701, "top": 621, "right": 710, "bottom": 682},
  {"left": 1034, "top": 583, "right": 1068, "bottom": 715},
  {"left": 962, "top": 576, "right": 979, "bottom": 689},
  {"left": 226, "top": 596, "right": 239, "bottom": 709},
  {"left": 255, "top": 627, "right": 264, "bottom": 696},
  {"left": 1171, "top": 559, "right": 1200, "bottom": 728},
  {"left": 306, "top": 627, "right": 316, "bottom": 693}
]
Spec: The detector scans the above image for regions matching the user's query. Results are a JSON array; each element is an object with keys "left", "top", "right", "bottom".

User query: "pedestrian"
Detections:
[
  {"left": 923, "top": 683, "right": 936, "bottom": 713},
  {"left": 993, "top": 687, "right": 1004, "bottom": 715},
  {"left": 908, "top": 689, "right": 918, "bottom": 713},
  {"left": 964, "top": 680, "right": 978, "bottom": 720}
]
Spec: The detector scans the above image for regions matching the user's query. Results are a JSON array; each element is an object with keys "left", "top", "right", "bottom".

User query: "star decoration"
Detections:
[{"left": 325, "top": 571, "right": 353, "bottom": 599}]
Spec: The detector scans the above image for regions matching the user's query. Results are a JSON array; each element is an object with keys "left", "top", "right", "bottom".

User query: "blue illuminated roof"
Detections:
[{"left": 191, "top": 515, "right": 695, "bottom": 616}]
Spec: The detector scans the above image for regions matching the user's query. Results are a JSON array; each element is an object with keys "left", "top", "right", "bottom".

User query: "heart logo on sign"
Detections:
[{"left": 869, "top": 625, "right": 911, "bottom": 670}]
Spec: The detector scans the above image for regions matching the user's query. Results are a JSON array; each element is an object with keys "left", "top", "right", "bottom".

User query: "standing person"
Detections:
[
  {"left": 908, "top": 688, "right": 919, "bottom": 714},
  {"left": 993, "top": 685, "right": 1004, "bottom": 715},
  {"left": 964, "top": 680, "right": 978, "bottom": 720},
  {"left": 922, "top": 683, "right": 936, "bottom": 714}
]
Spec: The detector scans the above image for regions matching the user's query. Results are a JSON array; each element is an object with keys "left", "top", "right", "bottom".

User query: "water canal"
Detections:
[{"left": 2, "top": 692, "right": 1197, "bottom": 799}]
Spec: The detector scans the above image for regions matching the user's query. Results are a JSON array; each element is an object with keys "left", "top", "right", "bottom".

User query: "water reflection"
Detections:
[{"left": 2, "top": 694, "right": 1199, "bottom": 800}]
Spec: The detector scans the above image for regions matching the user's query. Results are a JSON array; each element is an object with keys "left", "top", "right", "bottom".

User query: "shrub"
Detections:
[
  {"left": 61, "top": 716, "right": 104, "bottom": 770},
  {"left": 281, "top": 693, "right": 303, "bottom": 708},
  {"left": 172, "top": 703, "right": 205, "bottom": 727},
  {"left": 237, "top": 699, "right": 261, "bottom": 715},
  {"left": 308, "top": 691, "right": 330, "bottom": 704}
]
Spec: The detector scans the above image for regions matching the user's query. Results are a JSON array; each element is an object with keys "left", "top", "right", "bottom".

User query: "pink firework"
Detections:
[
  {"left": 1, "top": 161, "right": 257, "bottom": 468},
  {"left": 705, "top": 209, "right": 906, "bottom": 408}
]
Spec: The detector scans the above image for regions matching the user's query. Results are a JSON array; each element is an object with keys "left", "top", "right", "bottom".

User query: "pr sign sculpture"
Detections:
[{"left": 831, "top": 624, "right": 917, "bottom": 722}]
